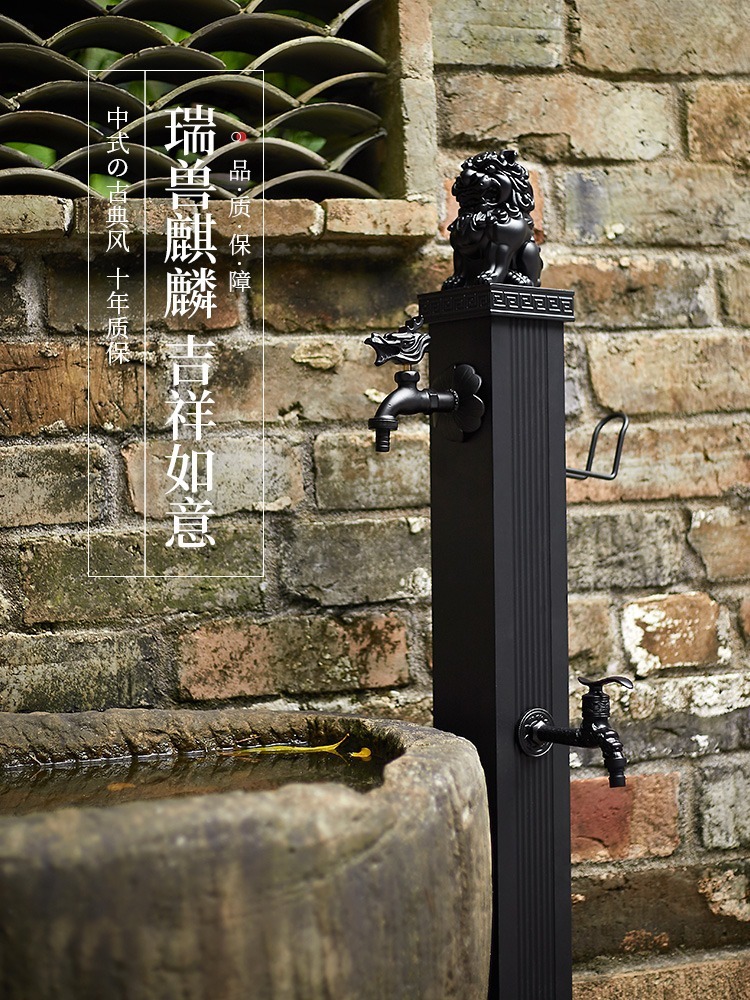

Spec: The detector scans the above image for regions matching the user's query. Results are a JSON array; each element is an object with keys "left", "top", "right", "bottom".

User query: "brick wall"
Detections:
[
  {"left": 0, "top": 0, "right": 748, "bottom": 994},
  {"left": 432, "top": 0, "right": 750, "bottom": 993},
  {"left": 0, "top": 198, "right": 438, "bottom": 723}
]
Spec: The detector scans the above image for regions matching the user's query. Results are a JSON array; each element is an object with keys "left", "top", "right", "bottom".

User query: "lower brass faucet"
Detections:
[{"left": 517, "top": 676, "right": 634, "bottom": 787}]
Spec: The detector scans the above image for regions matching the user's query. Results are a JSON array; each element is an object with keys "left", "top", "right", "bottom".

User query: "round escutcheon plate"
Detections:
[{"left": 516, "top": 708, "right": 554, "bottom": 757}]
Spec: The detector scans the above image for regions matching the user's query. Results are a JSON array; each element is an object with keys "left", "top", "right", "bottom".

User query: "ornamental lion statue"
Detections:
[{"left": 442, "top": 149, "right": 542, "bottom": 289}]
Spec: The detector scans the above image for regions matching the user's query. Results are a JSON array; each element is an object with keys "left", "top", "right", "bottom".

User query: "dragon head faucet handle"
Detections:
[{"left": 364, "top": 314, "right": 431, "bottom": 367}]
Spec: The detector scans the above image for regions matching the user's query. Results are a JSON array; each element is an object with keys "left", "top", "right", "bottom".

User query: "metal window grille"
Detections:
[{"left": 0, "top": 0, "right": 388, "bottom": 199}]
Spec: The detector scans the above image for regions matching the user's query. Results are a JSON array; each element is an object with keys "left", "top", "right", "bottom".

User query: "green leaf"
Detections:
[
  {"left": 267, "top": 128, "right": 326, "bottom": 153},
  {"left": 89, "top": 173, "right": 117, "bottom": 196},
  {"left": 213, "top": 50, "right": 253, "bottom": 70},
  {"left": 143, "top": 21, "right": 190, "bottom": 43},
  {"left": 4, "top": 142, "right": 57, "bottom": 167},
  {"left": 72, "top": 47, "right": 122, "bottom": 71}
]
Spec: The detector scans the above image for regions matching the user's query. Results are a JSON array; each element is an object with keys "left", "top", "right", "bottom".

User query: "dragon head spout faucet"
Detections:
[{"left": 364, "top": 315, "right": 484, "bottom": 452}]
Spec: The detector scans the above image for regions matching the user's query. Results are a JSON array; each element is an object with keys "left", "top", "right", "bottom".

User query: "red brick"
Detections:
[
  {"left": 0, "top": 443, "right": 102, "bottom": 527},
  {"left": 76, "top": 199, "right": 324, "bottom": 241},
  {"left": 20, "top": 526, "right": 264, "bottom": 625},
  {"left": 211, "top": 199, "right": 323, "bottom": 239},
  {"left": 0, "top": 342, "right": 150, "bottom": 436},
  {"left": 0, "top": 255, "right": 26, "bottom": 334},
  {"left": 0, "top": 195, "right": 71, "bottom": 237},
  {"left": 564, "top": 164, "right": 750, "bottom": 246},
  {"left": 259, "top": 256, "right": 447, "bottom": 333},
  {"left": 349, "top": 677, "right": 433, "bottom": 724},
  {"left": 573, "top": 864, "right": 750, "bottom": 962},
  {"left": 568, "top": 595, "right": 614, "bottom": 672},
  {"left": 573, "top": 951, "right": 750, "bottom": 1000},
  {"left": 396, "top": 0, "right": 433, "bottom": 77},
  {"left": 624, "top": 671, "right": 750, "bottom": 722},
  {"left": 741, "top": 599, "right": 750, "bottom": 640},
  {"left": 0, "top": 337, "right": 389, "bottom": 437},
  {"left": 178, "top": 613, "right": 410, "bottom": 700},
  {"left": 697, "top": 762, "right": 750, "bottom": 849},
  {"left": 568, "top": 508, "right": 687, "bottom": 592},
  {"left": 123, "top": 434, "right": 303, "bottom": 518},
  {"left": 432, "top": 0, "right": 563, "bottom": 69},
  {"left": 0, "top": 630, "right": 156, "bottom": 713},
  {"left": 689, "top": 508, "right": 750, "bottom": 581},
  {"left": 720, "top": 259, "right": 750, "bottom": 326},
  {"left": 688, "top": 82, "right": 750, "bottom": 168},
  {"left": 622, "top": 593, "right": 726, "bottom": 677},
  {"left": 210, "top": 336, "right": 397, "bottom": 425},
  {"left": 314, "top": 430, "right": 429, "bottom": 510},
  {"left": 573, "top": 0, "right": 750, "bottom": 74},
  {"left": 322, "top": 200, "right": 437, "bottom": 240},
  {"left": 440, "top": 75, "right": 676, "bottom": 161},
  {"left": 588, "top": 330, "right": 746, "bottom": 413},
  {"left": 566, "top": 418, "right": 750, "bottom": 503},
  {"left": 571, "top": 773, "right": 680, "bottom": 862},
  {"left": 282, "top": 518, "right": 431, "bottom": 606},
  {"left": 47, "top": 258, "right": 240, "bottom": 333},
  {"left": 546, "top": 260, "right": 712, "bottom": 331}
]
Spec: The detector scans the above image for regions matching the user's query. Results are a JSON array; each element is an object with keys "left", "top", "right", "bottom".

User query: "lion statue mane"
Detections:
[{"left": 442, "top": 149, "right": 542, "bottom": 290}]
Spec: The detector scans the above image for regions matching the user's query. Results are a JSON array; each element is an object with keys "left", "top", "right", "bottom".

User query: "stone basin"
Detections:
[{"left": 0, "top": 708, "right": 491, "bottom": 1000}]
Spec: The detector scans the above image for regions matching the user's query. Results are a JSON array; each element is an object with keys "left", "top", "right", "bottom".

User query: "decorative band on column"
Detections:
[{"left": 419, "top": 285, "right": 575, "bottom": 324}]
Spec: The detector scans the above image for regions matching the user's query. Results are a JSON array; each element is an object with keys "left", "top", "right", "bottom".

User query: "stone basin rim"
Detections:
[
  {"left": 0, "top": 707, "right": 492, "bottom": 1000},
  {"left": 0, "top": 706, "right": 448, "bottom": 762},
  {"left": 0, "top": 706, "right": 481, "bottom": 817}
]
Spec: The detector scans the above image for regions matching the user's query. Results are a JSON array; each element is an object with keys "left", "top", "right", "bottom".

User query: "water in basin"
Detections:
[{"left": 0, "top": 737, "right": 386, "bottom": 816}]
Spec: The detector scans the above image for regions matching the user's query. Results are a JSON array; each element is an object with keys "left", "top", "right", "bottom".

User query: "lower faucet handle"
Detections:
[
  {"left": 578, "top": 675, "right": 633, "bottom": 723},
  {"left": 578, "top": 675, "right": 634, "bottom": 693}
]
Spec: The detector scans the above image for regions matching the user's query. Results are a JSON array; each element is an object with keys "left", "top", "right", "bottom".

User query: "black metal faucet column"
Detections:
[
  {"left": 365, "top": 150, "right": 629, "bottom": 999},
  {"left": 420, "top": 283, "right": 574, "bottom": 1000}
]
